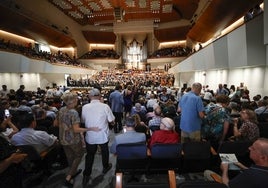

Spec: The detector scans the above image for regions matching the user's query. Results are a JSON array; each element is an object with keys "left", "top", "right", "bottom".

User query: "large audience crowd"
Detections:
[
  {"left": 149, "top": 46, "right": 192, "bottom": 58},
  {"left": 0, "top": 39, "right": 88, "bottom": 68},
  {"left": 67, "top": 69, "right": 175, "bottom": 88},
  {"left": 1, "top": 75, "right": 268, "bottom": 187},
  {"left": 79, "top": 49, "right": 120, "bottom": 59}
]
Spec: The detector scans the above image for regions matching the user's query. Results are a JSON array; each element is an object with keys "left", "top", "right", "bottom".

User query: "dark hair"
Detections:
[
  {"left": 216, "top": 95, "right": 230, "bottom": 104},
  {"left": 19, "top": 113, "right": 35, "bottom": 128},
  {"left": 115, "top": 84, "right": 122, "bottom": 90}
]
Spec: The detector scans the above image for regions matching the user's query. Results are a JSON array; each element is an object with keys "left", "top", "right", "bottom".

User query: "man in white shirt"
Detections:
[
  {"left": 81, "top": 88, "right": 115, "bottom": 186},
  {"left": 0, "top": 85, "right": 9, "bottom": 98}
]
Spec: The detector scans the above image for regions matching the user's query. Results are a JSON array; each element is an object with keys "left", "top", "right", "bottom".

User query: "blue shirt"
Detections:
[
  {"left": 109, "top": 90, "right": 124, "bottom": 113},
  {"left": 110, "top": 130, "right": 146, "bottom": 154},
  {"left": 179, "top": 91, "right": 204, "bottom": 132}
]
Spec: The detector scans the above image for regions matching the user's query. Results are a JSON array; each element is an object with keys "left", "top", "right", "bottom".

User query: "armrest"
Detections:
[
  {"left": 147, "top": 148, "right": 151, "bottom": 156},
  {"left": 115, "top": 172, "right": 123, "bottom": 188},
  {"left": 210, "top": 173, "right": 223, "bottom": 183},
  {"left": 210, "top": 146, "right": 217, "bottom": 155},
  {"left": 168, "top": 170, "right": 177, "bottom": 188}
]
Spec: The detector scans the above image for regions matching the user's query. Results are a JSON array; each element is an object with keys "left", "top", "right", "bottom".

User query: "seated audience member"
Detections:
[
  {"left": 203, "top": 90, "right": 214, "bottom": 104},
  {"left": 131, "top": 103, "right": 147, "bottom": 122},
  {"left": 0, "top": 111, "right": 27, "bottom": 186},
  {"left": 17, "top": 100, "right": 32, "bottom": 113},
  {"left": 148, "top": 106, "right": 162, "bottom": 132},
  {"left": 0, "top": 135, "right": 28, "bottom": 188},
  {"left": 202, "top": 95, "right": 231, "bottom": 149},
  {"left": 132, "top": 114, "right": 150, "bottom": 140},
  {"left": 11, "top": 113, "right": 58, "bottom": 153},
  {"left": 0, "top": 115, "right": 19, "bottom": 141},
  {"left": 145, "top": 103, "right": 159, "bottom": 122},
  {"left": 110, "top": 116, "right": 146, "bottom": 154},
  {"left": 146, "top": 93, "right": 158, "bottom": 112},
  {"left": 11, "top": 112, "right": 67, "bottom": 170},
  {"left": 9, "top": 100, "right": 19, "bottom": 114},
  {"left": 254, "top": 100, "right": 268, "bottom": 115},
  {"left": 229, "top": 102, "right": 241, "bottom": 118},
  {"left": 232, "top": 109, "right": 260, "bottom": 142},
  {"left": 158, "top": 87, "right": 171, "bottom": 108},
  {"left": 162, "top": 100, "right": 177, "bottom": 119},
  {"left": 204, "top": 138, "right": 268, "bottom": 188},
  {"left": 33, "top": 107, "right": 52, "bottom": 132},
  {"left": 148, "top": 117, "right": 179, "bottom": 149},
  {"left": 250, "top": 95, "right": 260, "bottom": 110}
]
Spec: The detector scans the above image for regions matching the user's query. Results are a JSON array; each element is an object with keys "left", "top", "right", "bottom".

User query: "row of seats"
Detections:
[
  {"left": 116, "top": 141, "right": 253, "bottom": 175},
  {"left": 115, "top": 141, "right": 253, "bottom": 187},
  {"left": 115, "top": 170, "right": 228, "bottom": 188}
]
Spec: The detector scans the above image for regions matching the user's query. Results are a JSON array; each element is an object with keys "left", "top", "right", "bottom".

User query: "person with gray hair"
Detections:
[
  {"left": 110, "top": 116, "right": 146, "bottom": 154},
  {"left": 56, "top": 92, "right": 99, "bottom": 187},
  {"left": 81, "top": 88, "right": 115, "bottom": 187},
  {"left": 178, "top": 82, "right": 205, "bottom": 142},
  {"left": 148, "top": 117, "right": 179, "bottom": 149}
]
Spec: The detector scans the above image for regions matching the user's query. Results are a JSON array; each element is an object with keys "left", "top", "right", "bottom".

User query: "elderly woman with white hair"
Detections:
[
  {"left": 55, "top": 92, "right": 100, "bottom": 187},
  {"left": 148, "top": 117, "right": 180, "bottom": 149}
]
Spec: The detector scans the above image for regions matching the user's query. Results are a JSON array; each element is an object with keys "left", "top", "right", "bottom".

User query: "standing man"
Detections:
[
  {"left": 109, "top": 84, "right": 124, "bottom": 133},
  {"left": 215, "top": 84, "right": 229, "bottom": 96},
  {"left": 81, "top": 88, "right": 115, "bottom": 187},
  {"left": 178, "top": 82, "right": 205, "bottom": 142},
  {"left": 15, "top": 85, "right": 25, "bottom": 102},
  {"left": 0, "top": 85, "right": 9, "bottom": 98}
]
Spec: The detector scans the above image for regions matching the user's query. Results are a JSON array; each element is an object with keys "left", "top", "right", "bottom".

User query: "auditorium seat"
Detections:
[
  {"left": 258, "top": 122, "right": 268, "bottom": 138},
  {"left": 116, "top": 143, "right": 149, "bottom": 182},
  {"left": 149, "top": 143, "right": 182, "bottom": 173},
  {"left": 217, "top": 141, "right": 253, "bottom": 167},
  {"left": 115, "top": 170, "right": 177, "bottom": 188},
  {"left": 182, "top": 141, "right": 212, "bottom": 173},
  {"left": 178, "top": 181, "right": 228, "bottom": 188}
]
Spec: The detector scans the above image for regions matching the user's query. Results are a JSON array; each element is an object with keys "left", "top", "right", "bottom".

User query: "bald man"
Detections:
[
  {"left": 148, "top": 117, "right": 179, "bottom": 149},
  {"left": 205, "top": 138, "right": 268, "bottom": 188},
  {"left": 220, "top": 138, "right": 268, "bottom": 188}
]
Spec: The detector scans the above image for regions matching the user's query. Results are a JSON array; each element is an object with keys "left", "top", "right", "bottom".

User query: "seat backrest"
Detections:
[
  {"left": 181, "top": 141, "right": 212, "bottom": 173},
  {"left": 151, "top": 143, "right": 182, "bottom": 159},
  {"left": 116, "top": 143, "right": 148, "bottom": 160},
  {"left": 217, "top": 141, "right": 253, "bottom": 166},
  {"left": 217, "top": 141, "right": 252, "bottom": 157},
  {"left": 258, "top": 122, "right": 268, "bottom": 138},
  {"left": 257, "top": 113, "right": 268, "bottom": 122},
  {"left": 178, "top": 181, "right": 228, "bottom": 188},
  {"left": 149, "top": 126, "right": 160, "bottom": 132},
  {"left": 182, "top": 141, "right": 211, "bottom": 159},
  {"left": 17, "top": 144, "right": 41, "bottom": 161}
]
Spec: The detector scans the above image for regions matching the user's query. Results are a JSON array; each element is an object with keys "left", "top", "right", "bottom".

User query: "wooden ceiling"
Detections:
[
  {"left": 0, "top": 0, "right": 264, "bottom": 47},
  {"left": 48, "top": 0, "right": 197, "bottom": 25},
  {"left": 188, "top": 0, "right": 264, "bottom": 43}
]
